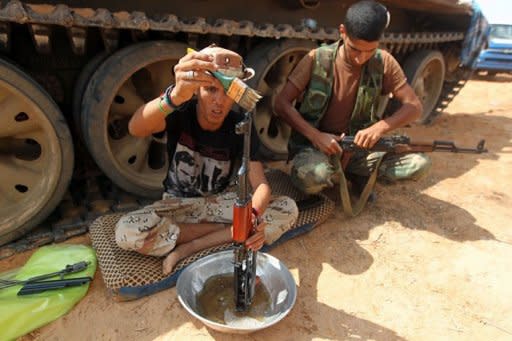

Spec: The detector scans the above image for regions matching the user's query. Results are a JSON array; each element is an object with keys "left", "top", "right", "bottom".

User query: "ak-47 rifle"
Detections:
[
  {"left": 334, "top": 135, "right": 487, "bottom": 217},
  {"left": 232, "top": 111, "right": 257, "bottom": 312},
  {"left": 339, "top": 135, "right": 488, "bottom": 154}
]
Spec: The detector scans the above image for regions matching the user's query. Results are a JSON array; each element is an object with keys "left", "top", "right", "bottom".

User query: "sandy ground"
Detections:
[{"left": 3, "top": 74, "right": 512, "bottom": 340}]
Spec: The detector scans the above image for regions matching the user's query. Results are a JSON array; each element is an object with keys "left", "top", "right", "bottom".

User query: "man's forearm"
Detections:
[
  {"left": 248, "top": 161, "right": 271, "bottom": 215},
  {"left": 251, "top": 182, "right": 271, "bottom": 216},
  {"left": 377, "top": 102, "right": 421, "bottom": 133},
  {"left": 128, "top": 98, "right": 167, "bottom": 136},
  {"left": 129, "top": 85, "right": 185, "bottom": 137}
]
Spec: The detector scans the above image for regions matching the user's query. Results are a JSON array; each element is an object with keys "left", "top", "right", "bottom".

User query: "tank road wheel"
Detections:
[
  {"left": 0, "top": 58, "right": 74, "bottom": 245},
  {"left": 72, "top": 51, "right": 110, "bottom": 140},
  {"left": 403, "top": 50, "right": 446, "bottom": 124},
  {"left": 246, "top": 39, "right": 317, "bottom": 160},
  {"left": 82, "top": 41, "right": 186, "bottom": 198}
]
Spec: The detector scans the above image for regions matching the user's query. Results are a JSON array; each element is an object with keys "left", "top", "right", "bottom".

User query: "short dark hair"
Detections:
[{"left": 344, "top": 0, "right": 389, "bottom": 41}]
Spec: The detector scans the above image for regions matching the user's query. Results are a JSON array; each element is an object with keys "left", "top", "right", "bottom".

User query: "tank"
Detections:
[{"left": 0, "top": 0, "right": 476, "bottom": 246}]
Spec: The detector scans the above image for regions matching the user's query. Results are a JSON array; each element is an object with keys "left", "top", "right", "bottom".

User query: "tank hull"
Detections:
[{"left": 0, "top": 0, "right": 478, "bottom": 248}]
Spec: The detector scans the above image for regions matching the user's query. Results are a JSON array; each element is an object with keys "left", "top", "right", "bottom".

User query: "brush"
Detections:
[{"left": 187, "top": 48, "right": 262, "bottom": 111}]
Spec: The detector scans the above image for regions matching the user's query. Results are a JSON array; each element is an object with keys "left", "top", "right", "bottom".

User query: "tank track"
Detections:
[
  {"left": 0, "top": 174, "right": 153, "bottom": 260},
  {"left": 428, "top": 68, "right": 472, "bottom": 124},
  {"left": 0, "top": 0, "right": 464, "bottom": 55},
  {"left": 0, "top": 0, "right": 468, "bottom": 258}
]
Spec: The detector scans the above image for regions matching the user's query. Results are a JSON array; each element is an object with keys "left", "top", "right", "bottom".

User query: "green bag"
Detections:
[{"left": 0, "top": 244, "right": 97, "bottom": 341}]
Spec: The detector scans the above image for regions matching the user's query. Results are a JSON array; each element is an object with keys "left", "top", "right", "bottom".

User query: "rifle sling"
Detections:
[{"left": 333, "top": 153, "right": 385, "bottom": 217}]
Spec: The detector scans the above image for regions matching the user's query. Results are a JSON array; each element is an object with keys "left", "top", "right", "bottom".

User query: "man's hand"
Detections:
[
  {"left": 353, "top": 124, "right": 386, "bottom": 149},
  {"left": 171, "top": 51, "right": 218, "bottom": 105},
  {"left": 245, "top": 221, "right": 266, "bottom": 251},
  {"left": 312, "top": 132, "right": 343, "bottom": 155}
]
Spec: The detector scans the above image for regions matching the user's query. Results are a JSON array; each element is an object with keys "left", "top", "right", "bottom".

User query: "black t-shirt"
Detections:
[{"left": 163, "top": 100, "right": 261, "bottom": 197}]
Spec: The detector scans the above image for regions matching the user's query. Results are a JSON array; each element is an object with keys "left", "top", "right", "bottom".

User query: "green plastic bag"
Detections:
[{"left": 0, "top": 244, "right": 97, "bottom": 341}]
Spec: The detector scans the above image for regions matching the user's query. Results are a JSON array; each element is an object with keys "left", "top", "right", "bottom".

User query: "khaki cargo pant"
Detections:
[
  {"left": 115, "top": 192, "right": 298, "bottom": 256},
  {"left": 291, "top": 147, "right": 432, "bottom": 194}
]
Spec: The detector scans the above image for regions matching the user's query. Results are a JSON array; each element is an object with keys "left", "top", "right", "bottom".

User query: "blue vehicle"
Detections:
[{"left": 476, "top": 24, "right": 512, "bottom": 75}]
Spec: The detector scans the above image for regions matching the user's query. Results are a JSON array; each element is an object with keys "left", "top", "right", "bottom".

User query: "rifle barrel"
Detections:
[
  {"left": 340, "top": 136, "right": 487, "bottom": 154},
  {"left": 431, "top": 140, "right": 487, "bottom": 153},
  {"left": 17, "top": 277, "right": 92, "bottom": 295}
]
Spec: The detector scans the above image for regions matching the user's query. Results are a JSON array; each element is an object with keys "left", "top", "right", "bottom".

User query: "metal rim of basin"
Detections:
[{"left": 177, "top": 250, "right": 297, "bottom": 334}]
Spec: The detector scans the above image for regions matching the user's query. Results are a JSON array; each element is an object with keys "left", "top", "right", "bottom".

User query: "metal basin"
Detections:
[{"left": 177, "top": 250, "right": 297, "bottom": 334}]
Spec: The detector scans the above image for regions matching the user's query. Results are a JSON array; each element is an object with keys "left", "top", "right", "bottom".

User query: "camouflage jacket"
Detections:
[{"left": 289, "top": 40, "right": 384, "bottom": 155}]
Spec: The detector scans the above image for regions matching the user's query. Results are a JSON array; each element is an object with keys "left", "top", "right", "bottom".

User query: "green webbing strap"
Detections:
[{"left": 333, "top": 153, "right": 385, "bottom": 217}]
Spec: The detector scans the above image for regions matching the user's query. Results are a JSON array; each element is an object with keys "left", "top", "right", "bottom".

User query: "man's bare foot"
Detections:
[{"left": 162, "top": 252, "right": 181, "bottom": 275}]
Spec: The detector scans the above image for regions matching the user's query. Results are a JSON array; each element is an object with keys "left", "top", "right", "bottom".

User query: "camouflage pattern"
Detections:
[
  {"left": 289, "top": 41, "right": 384, "bottom": 155},
  {"left": 115, "top": 192, "right": 298, "bottom": 256},
  {"left": 291, "top": 147, "right": 431, "bottom": 194}
]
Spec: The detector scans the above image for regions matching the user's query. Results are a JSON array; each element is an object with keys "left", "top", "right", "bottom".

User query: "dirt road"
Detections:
[{"left": 4, "top": 74, "right": 512, "bottom": 340}]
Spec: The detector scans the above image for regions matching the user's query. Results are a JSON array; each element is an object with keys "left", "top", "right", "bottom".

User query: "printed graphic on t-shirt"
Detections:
[{"left": 168, "top": 136, "right": 231, "bottom": 196}]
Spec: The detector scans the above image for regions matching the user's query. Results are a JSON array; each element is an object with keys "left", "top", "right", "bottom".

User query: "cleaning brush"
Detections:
[
  {"left": 211, "top": 71, "right": 262, "bottom": 111},
  {"left": 187, "top": 48, "right": 262, "bottom": 111}
]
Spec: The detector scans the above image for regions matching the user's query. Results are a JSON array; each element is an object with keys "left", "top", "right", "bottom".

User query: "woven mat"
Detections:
[{"left": 89, "top": 170, "right": 334, "bottom": 300}]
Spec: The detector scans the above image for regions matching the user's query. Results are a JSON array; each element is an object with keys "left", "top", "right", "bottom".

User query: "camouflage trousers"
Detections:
[
  {"left": 115, "top": 192, "right": 298, "bottom": 256},
  {"left": 291, "top": 147, "right": 432, "bottom": 194}
]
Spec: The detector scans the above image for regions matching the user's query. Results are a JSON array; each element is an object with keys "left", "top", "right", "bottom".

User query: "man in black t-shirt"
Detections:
[
  {"left": 115, "top": 46, "right": 298, "bottom": 274},
  {"left": 163, "top": 98, "right": 261, "bottom": 197}
]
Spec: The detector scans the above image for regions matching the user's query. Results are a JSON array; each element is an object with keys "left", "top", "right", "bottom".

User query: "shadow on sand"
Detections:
[
  {"left": 129, "top": 112, "right": 511, "bottom": 341},
  {"left": 340, "top": 111, "right": 512, "bottom": 245}
]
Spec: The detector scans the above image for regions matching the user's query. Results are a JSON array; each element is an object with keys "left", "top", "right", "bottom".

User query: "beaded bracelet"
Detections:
[
  {"left": 164, "top": 85, "right": 180, "bottom": 111},
  {"left": 157, "top": 85, "right": 182, "bottom": 116},
  {"left": 157, "top": 97, "right": 172, "bottom": 116}
]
